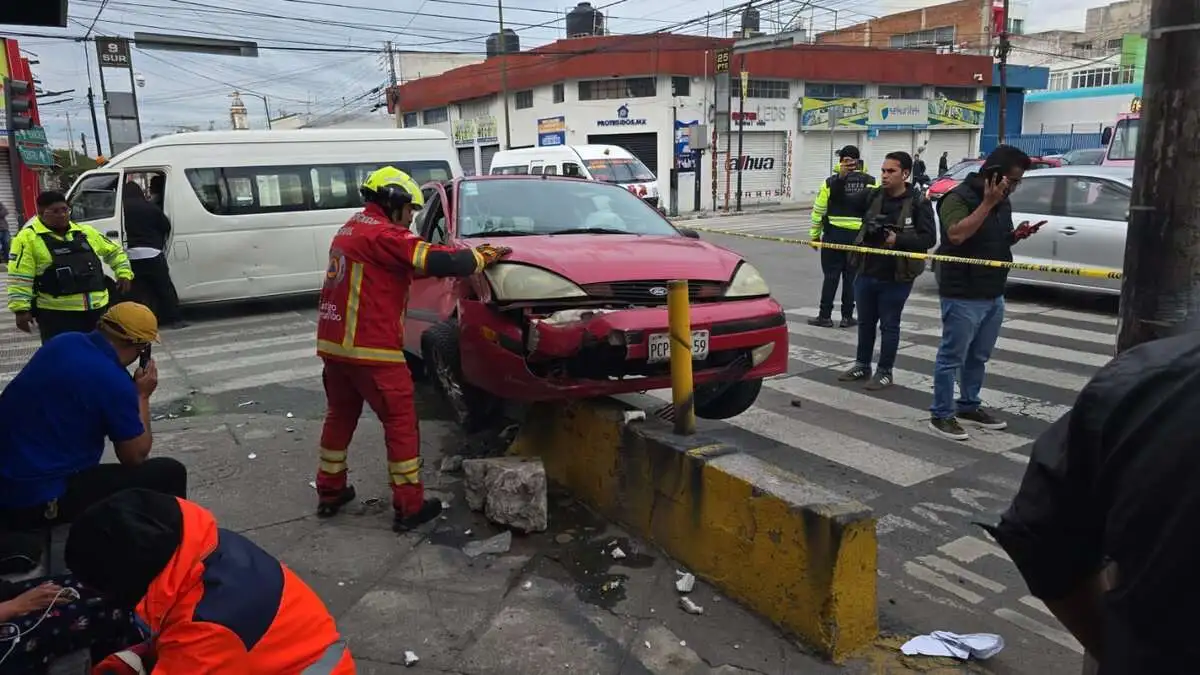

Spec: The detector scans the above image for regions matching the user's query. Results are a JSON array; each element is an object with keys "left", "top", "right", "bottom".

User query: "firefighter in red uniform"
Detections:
[{"left": 315, "top": 167, "right": 510, "bottom": 532}]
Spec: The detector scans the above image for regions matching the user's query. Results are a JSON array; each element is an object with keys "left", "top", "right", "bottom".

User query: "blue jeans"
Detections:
[
  {"left": 930, "top": 296, "right": 1005, "bottom": 420},
  {"left": 854, "top": 275, "right": 913, "bottom": 372}
]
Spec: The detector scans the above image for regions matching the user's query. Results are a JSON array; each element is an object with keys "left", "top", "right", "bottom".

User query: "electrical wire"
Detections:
[
  {"left": 0, "top": 586, "right": 79, "bottom": 668},
  {"left": 82, "top": 0, "right": 113, "bottom": 38}
]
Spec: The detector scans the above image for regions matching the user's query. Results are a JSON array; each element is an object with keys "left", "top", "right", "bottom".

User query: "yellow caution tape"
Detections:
[{"left": 689, "top": 226, "right": 1124, "bottom": 281}]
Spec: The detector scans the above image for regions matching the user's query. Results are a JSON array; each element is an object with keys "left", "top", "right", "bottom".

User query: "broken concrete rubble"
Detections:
[
  {"left": 463, "top": 531, "right": 513, "bottom": 558},
  {"left": 462, "top": 457, "right": 549, "bottom": 533}
]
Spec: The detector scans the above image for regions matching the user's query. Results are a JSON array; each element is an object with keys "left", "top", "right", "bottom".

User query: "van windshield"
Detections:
[
  {"left": 583, "top": 158, "right": 655, "bottom": 184},
  {"left": 1108, "top": 117, "right": 1139, "bottom": 162}
]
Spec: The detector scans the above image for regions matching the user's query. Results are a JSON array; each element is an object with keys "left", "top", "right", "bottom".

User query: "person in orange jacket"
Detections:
[
  {"left": 315, "top": 167, "right": 510, "bottom": 532},
  {"left": 64, "top": 489, "right": 355, "bottom": 675}
]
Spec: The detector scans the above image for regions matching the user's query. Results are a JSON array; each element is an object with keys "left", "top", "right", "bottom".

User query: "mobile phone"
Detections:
[{"left": 139, "top": 345, "right": 152, "bottom": 370}]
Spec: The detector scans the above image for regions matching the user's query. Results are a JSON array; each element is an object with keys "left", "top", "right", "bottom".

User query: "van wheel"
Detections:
[
  {"left": 422, "top": 320, "right": 497, "bottom": 432},
  {"left": 694, "top": 379, "right": 763, "bottom": 420}
]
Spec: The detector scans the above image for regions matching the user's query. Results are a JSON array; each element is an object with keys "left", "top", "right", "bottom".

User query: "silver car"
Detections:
[{"left": 1008, "top": 166, "right": 1133, "bottom": 296}]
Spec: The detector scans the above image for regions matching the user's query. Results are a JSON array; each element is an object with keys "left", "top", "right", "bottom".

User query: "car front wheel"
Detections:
[
  {"left": 694, "top": 378, "right": 763, "bottom": 420},
  {"left": 422, "top": 319, "right": 497, "bottom": 432}
]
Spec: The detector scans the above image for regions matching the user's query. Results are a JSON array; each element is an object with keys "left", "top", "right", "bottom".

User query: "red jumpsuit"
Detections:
[{"left": 315, "top": 202, "right": 485, "bottom": 517}]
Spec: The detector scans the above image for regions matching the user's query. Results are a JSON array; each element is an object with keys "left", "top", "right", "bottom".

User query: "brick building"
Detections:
[{"left": 814, "top": 0, "right": 1028, "bottom": 53}]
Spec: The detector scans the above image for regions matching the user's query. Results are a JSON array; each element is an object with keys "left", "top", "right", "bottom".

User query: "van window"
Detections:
[
  {"left": 491, "top": 165, "right": 529, "bottom": 175},
  {"left": 585, "top": 158, "right": 655, "bottom": 184},
  {"left": 69, "top": 173, "right": 121, "bottom": 222},
  {"left": 542, "top": 165, "right": 558, "bottom": 176},
  {"left": 183, "top": 159, "right": 453, "bottom": 215},
  {"left": 563, "top": 163, "right": 581, "bottom": 177},
  {"left": 529, "top": 164, "right": 544, "bottom": 175}
]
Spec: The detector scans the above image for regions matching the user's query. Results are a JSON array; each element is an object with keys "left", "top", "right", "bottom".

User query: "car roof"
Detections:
[{"left": 1022, "top": 165, "right": 1135, "bottom": 183}]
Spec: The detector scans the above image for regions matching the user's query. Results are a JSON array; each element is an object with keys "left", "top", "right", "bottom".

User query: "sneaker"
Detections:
[
  {"left": 928, "top": 416, "right": 969, "bottom": 441},
  {"left": 393, "top": 499, "right": 444, "bottom": 532},
  {"left": 838, "top": 364, "right": 870, "bottom": 382},
  {"left": 865, "top": 370, "right": 893, "bottom": 391},
  {"left": 808, "top": 316, "right": 835, "bottom": 328},
  {"left": 840, "top": 316, "right": 858, "bottom": 328},
  {"left": 316, "top": 485, "right": 357, "bottom": 518},
  {"left": 957, "top": 408, "right": 1009, "bottom": 430}
]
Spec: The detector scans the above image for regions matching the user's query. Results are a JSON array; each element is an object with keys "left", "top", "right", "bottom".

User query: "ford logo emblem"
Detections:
[{"left": 648, "top": 286, "right": 668, "bottom": 296}]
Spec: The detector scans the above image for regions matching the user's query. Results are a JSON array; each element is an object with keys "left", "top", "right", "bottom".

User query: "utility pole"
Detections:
[
  {"left": 497, "top": 0, "right": 513, "bottom": 150},
  {"left": 65, "top": 112, "right": 77, "bottom": 166},
  {"left": 1116, "top": 0, "right": 1200, "bottom": 354},
  {"left": 995, "top": 0, "right": 1012, "bottom": 145},
  {"left": 80, "top": 132, "right": 88, "bottom": 158},
  {"left": 734, "top": 59, "right": 747, "bottom": 212},
  {"left": 385, "top": 41, "right": 401, "bottom": 127}
]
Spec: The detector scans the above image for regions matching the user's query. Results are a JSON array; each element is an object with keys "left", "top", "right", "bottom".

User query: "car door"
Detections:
[
  {"left": 403, "top": 184, "right": 455, "bottom": 353},
  {"left": 1005, "top": 174, "right": 1063, "bottom": 288},
  {"left": 68, "top": 171, "right": 125, "bottom": 241},
  {"left": 1053, "top": 176, "right": 1130, "bottom": 293}
]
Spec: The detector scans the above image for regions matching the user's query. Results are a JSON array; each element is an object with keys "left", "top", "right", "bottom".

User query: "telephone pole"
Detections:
[
  {"left": 65, "top": 112, "right": 77, "bottom": 166},
  {"left": 995, "top": 0, "right": 1011, "bottom": 145},
  {"left": 1116, "top": 0, "right": 1200, "bottom": 353},
  {"left": 497, "top": 0, "right": 513, "bottom": 150}
]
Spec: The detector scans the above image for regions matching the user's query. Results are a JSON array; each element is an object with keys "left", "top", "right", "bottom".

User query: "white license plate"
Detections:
[{"left": 647, "top": 330, "right": 710, "bottom": 364}]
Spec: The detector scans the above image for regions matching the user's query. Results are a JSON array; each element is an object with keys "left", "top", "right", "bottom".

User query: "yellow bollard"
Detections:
[{"left": 667, "top": 279, "right": 696, "bottom": 435}]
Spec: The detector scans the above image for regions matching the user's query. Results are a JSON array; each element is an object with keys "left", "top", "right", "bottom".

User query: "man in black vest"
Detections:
[
  {"left": 808, "top": 145, "right": 878, "bottom": 328},
  {"left": 928, "top": 145, "right": 1044, "bottom": 440},
  {"left": 838, "top": 151, "right": 936, "bottom": 390}
]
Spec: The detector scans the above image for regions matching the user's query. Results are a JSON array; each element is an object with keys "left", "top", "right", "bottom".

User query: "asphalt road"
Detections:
[
  {"left": 681, "top": 212, "right": 1120, "bottom": 673},
  {"left": 0, "top": 218, "right": 1117, "bottom": 672}
]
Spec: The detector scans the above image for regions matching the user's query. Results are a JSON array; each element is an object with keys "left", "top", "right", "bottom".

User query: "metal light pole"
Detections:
[
  {"left": 242, "top": 92, "right": 272, "bottom": 129},
  {"left": 497, "top": 0, "right": 513, "bottom": 150},
  {"left": 735, "top": 61, "right": 747, "bottom": 212},
  {"left": 996, "top": 0, "right": 1012, "bottom": 145}
]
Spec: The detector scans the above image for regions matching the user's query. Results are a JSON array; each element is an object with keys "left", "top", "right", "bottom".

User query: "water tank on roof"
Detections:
[
  {"left": 566, "top": 2, "right": 604, "bottom": 38},
  {"left": 740, "top": 6, "right": 760, "bottom": 33},
  {"left": 486, "top": 29, "right": 520, "bottom": 58}
]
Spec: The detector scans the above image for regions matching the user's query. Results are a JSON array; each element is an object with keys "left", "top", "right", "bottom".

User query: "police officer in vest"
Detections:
[
  {"left": 808, "top": 145, "right": 878, "bottom": 328},
  {"left": 7, "top": 191, "right": 134, "bottom": 343},
  {"left": 838, "top": 151, "right": 936, "bottom": 390}
]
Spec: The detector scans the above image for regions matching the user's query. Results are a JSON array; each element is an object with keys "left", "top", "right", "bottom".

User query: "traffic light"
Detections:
[{"left": 4, "top": 79, "right": 34, "bottom": 132}]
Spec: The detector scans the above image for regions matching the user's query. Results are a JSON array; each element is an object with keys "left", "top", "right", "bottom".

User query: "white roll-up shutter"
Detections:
[
  {"left": 479, "top": 145, "right": 501, "bottom": 174},
  {"left": 796, "top": 130, "right": 860, "bottom": 201},
  {"left": 863, "top": 131, "right": 915, "bottom": 177},
  {"left": 0, "top": 149, "right": 16, "bottom": 237},
  {"left": 457, "top": 147, "right": 477, "bottom": 177},
  {"left": 715, "top": 131, "right": 788, "bottom": 207},
  {"left": 924, "top": 130, "right": 973, "bottom": 170}
]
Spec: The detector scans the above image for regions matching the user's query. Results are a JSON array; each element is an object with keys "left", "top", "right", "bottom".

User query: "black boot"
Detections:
[
  {"left": 392, "top": 499, "right": 443, "bottom": 532},
  {"left": 316, "top": 485, "right": 356, "bottom": 518}
]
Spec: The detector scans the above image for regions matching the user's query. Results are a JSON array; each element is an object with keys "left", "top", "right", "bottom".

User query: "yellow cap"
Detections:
[{"left": 99, "top": 302, "right": 160, "bottom": 344}]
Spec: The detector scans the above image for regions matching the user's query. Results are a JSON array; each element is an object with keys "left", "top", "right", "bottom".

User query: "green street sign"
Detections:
[{"left": 14, "top": 126, "right": 55, "bottom": 167}]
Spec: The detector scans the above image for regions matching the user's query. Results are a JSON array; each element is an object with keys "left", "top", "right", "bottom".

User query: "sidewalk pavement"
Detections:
[
  {"left": 152, "top": 403, "right": 992, "bottom": 674},
  {"left": 668, "top": 202, "right": 811, "bottom": 222}
]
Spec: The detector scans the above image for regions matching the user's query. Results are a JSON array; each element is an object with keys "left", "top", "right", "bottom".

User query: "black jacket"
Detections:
[
  {"left": 990, "top": 330, "right": 1200, "bottom": 674},
  {"left": 122, "top": 198, "right": 172, "bottom": 251},
  {"left": 858, "top": 185, "right": 937, "bottom": 281},
  {"left": 934, "top": 174, "right": 1014, "bottom": 299}
]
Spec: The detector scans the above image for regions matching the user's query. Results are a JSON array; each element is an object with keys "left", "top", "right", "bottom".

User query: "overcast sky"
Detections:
[{"left": 4, "top": 0, "right": 1096, "bottom": 152}]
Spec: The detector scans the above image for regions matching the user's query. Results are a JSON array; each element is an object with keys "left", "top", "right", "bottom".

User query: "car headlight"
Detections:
[
  {"left": 484, "top": 263, "right": 587, "bottom": 301},
  {"left": 725, "top": 262, "right": 770, "bottom": 298}
]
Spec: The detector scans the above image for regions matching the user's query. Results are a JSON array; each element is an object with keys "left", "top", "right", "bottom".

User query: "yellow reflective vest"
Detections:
[
  {"left": 809, "top": 171, "right": 880, "bottom": 240},
  {"left": 7, "top": 217, "right": 134, "bottom": 313}
]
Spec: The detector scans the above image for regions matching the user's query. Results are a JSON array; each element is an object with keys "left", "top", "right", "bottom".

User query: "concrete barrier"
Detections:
[{"left": 508, "top": 397, "right": 878, "bottom": 661}]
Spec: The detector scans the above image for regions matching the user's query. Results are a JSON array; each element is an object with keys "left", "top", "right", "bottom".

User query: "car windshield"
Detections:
[
  {"left": 1109, "top": 118, "right": 1139, "bottom": 161},
  {"left": 946, "top": 161, "right": 981, "bottom": 180},
  {"left": 582, "top": 158, "right": 656, "bottom": 184},
  {"left": 457, "top": 178, "right": 679, "bottom": 238}
]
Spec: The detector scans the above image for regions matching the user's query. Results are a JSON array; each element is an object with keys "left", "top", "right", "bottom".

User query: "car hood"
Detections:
[
  {"left": 459, "top": 234, "right": 741, "bottom": 284},
  {"left": 929, "top": 178, "right": 958, "bottom": 192}
]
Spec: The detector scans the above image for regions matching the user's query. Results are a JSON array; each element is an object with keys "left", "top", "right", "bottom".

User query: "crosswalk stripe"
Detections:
[
  {"left": 1036, "top": 308, "right": 1117, "bottom": 328},
  {"left": 1001, "top": 319, "right": 1115, "bottom": 346},
  {"left": 648, "top": 390, "right": 953, "bottom": 487},
  {"left": 763, "top": 375, "right": 1031, "bottom": 461},
  {"left": 168, "top": 332, "right": 313, "bottom": 360}
]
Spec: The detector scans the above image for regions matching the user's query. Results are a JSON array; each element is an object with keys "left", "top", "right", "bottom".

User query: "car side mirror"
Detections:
[{"left": 677, "top": 227, "right": 701, "bottom": 239}]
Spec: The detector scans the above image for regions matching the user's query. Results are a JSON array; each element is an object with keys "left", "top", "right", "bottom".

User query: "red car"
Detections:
[
  {"left": 402, "top": 175, "right": 789, "bottom": 430},
  {"left": 926, "top": 157, "right": 1063, "bottom": 201}
]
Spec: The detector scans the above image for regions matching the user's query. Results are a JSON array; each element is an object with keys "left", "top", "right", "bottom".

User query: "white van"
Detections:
[
  {"left": 488, "top": 145, "right": 661, "bottom": 208},
  {"left": 66, "top": 128, "right": 461, "bottom": 306}
]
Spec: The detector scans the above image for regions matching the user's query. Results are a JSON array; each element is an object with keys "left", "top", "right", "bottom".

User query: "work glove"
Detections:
[
  {"left": 93, "top": 641, "right": 155, "bottom": 675},
  {"left": 475, "top": 244, "right": 512, "bottom": 267}
]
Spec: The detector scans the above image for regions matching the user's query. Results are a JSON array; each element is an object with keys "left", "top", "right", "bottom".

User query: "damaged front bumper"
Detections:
[{"left": 459, "top": 297, "right": 788, "bottom": 400}]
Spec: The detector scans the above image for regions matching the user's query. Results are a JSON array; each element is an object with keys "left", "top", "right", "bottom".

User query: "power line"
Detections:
[{"left": 83, "top": 0, "right": 113, "bottom": 38}]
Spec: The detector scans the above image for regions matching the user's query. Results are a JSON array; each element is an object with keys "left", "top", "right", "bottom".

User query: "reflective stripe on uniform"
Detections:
[
  {"left": 316, "top": 259, "right": 409, "bottom": 363},
  {"left": 319, "top": 448, "right": 348, "bottom": 475},
  {"left": 470, "top": 249, "right": 486, "bottom": 274},
  {"left": 343, "top": 262, "right": 364, "bottom": 348},
  {"left": 412, "top": 241, "right": 430, "bottom": 273},
  {"left": 301, "top": 638, "right": 349, "bottom": 675},
  {"left": 826, "top": 216, "right": 862, "bottom": 231},
  {"left": 388, "top": 458, "right": 422, "bottom": 485}
]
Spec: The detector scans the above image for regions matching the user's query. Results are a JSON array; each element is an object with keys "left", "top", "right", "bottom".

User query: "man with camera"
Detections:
[{"left": 838, "top": 151, "right": 936, "bottom": 390}]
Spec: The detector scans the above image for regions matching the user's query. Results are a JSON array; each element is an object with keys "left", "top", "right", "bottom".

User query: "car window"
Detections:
[
  {"left": 947, "top": 162, "right": 980, "bottom": 180},
  {"left": 421, "top": 192, "right": 448, "bottom": 243},
  {"left": 456, "top": 178, "right": 679, "bottom": 238},
  {"left": 1063, "top": 178, "right": 1129, "bottom": 221},
  {"left": 1008, "top": 176, "right": 1056, "bottom": 216},
  {"left": 69, "top": 173, "right": 121, "bottom": 222}
]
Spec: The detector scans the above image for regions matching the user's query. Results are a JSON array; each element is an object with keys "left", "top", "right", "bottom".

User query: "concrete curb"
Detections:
[{"left": 508, "top": 398, "right": 878, "bottom": 661}]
